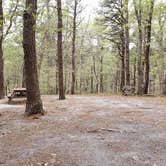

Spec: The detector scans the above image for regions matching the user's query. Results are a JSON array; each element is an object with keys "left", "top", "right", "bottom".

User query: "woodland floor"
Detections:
[{"left": 0, "top": 95, "right": 166, "bottom": 166}]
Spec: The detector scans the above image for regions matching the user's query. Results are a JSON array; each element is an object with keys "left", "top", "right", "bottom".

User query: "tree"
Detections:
[
  {"left": 69, "top": 0, "right": 82, "bottom": 94},
  {"left": 99, "top": 50, "right": 104, "bottom": 93},
  {"left": 134, "top": 0, "right": 155, "bottom": 95},
  {"left": 57, "top": 0, "right": 65, "bottom": 100},
  {"left": 0, "top": 0, "right": 21, "bottom": 96},
  {"left": 99, "top": 0, "right": 130, "bottom": 90},
  {"left": 0, "top": 0, "right": 4, "bottom": 99},
  {"left": 156, "top": 3, "right": 166, "bottom": 95},
  {"left": 71, "top": 0, "right": 77, "bottom": 95},
  {"left": 124, "top": 0, "right": 130, "bottom": 86},
  {"left": 2, "top": 0, "right": 166, "bottom": 97},
  {"left": 23, "top": 0, "right": 44, "bottom": 116},
  {"left": 133, "top": 0, "right": 144, "bottom": 95},
  {"left": 143, "top": 0, "right": 154, "bottom": 94}
]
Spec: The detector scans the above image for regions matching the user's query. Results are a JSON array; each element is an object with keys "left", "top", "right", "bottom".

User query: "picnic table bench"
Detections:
[
  {"left": 122, "top": 86, "right": 135, "bottom": 96},
  {"left": 7, "top": 88, "right": 27, "bottom": 101}
]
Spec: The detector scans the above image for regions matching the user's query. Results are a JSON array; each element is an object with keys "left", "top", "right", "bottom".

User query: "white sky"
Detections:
[
  {"left": 81, "top": 0, "right": 100, "bottom": 20},
  {"left": 81, "top": 0, "right": 166, "bottom": 21}
]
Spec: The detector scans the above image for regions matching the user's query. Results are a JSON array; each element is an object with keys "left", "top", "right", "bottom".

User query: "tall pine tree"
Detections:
[{"left": 23, "top": 0, "right": 44, "bottom": 116}]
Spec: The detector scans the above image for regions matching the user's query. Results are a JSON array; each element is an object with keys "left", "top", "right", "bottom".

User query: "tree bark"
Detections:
[
  {"left": 90, "top": 67, "right": 94, "bottom": 93},
  {"left": 134, "top": 0, "right": 144, "bottom": 95},
  {"left": 56, "top": 40, "right": 59, "bottom": 95},
  {"left": 124, "top": 0, "right": 130, "bottom": 86},
  {"left": 71, "top": 0, "right": 77, "bottom": 95},
  {"left": 120, "top": 55, "right": 125, "bottom": 91},
  {"left": 100, "top": 54, "right": 104, "bottom": 93},
  {"left": 143, "top": 0, "right": 154, "bottom": 94},
  {"left": 158, "top": 12, "right": 165, "bottom": 95},
  {"left": 119, "top": 33, "right": 125, "bottom": 91},
  {"left": 56, "top": 63, "right": 59, "bottom": 95},
  {"left": 23, "top": 0, "right": 44, "bottom": 116},
  {"left": 57, "top": 0, "right": 65, "bottom": 100},
  {"left": 22, "top": 62, "right": 26, "bottom": 88},
  {"left": 133, "top": 57, "right": 136, "bottom": 88},
  {"left": 0, "top": 0, "right": 4, "bottom": 99},
  {"left": 79, "top": 54, "right": 83, "bottom": 94}
]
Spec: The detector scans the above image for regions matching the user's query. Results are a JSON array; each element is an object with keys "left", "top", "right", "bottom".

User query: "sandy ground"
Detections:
[{"left": 0, "top": 95, "right": 166, "bottom": 166}]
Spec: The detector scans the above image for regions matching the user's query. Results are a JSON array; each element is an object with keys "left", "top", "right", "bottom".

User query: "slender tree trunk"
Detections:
[
  {"left": 79, "top": 54, "right": 83, "bottom": 94},
  {"left": 23, "top": 0, "right": 44, "bottom": 116},
  {"left": 22, "top": 63, "right": 26, "bottom": 88},
  {"left": 47, "top": 69, "right": 50, "bottom": 94},
  {"left": 124, "top": 0, "right": 130, "bottom": 86},
  {"left": 0, "top": 0, "right": 4, "bottom": 99},
  {"left": 114, "top": 62, "right": 121, "bottom": 93},
  {"left": 57, "top": 0, "right": 65, "bottom": 100},
  {"left": 133, "top": 57, "right": 136, "bottom": 88},
  {"left": 115, "top": 70, "right": 118, "bottom": 93},
  {"left": 96, "top": 83, "right": 99, "bottom": 93},
  {"left": 64, "top": 70, "right": 67, "bottom": 93},
  {"left": 92, "top": 54, "right": 99, "bottom": 93},
  {"left": 137, "top": 28, "right": 143, "bottom": 95},
  {"left": 143, "top": 0, "right": 154, "bottom": 94},
  {"left": 163, "top": 75, "right": 166, "bottom": 95},
  {"left": 38, "top": 46, "right": 45, "bottom": 77},
  {"left": 158, "top": 15, "right": 165, "bottom": 95},
  {"left": 119, "top": 34, "right": 126, "bottom": 91},
  {"left": 38, "top": 0, "right": 51, "bottom": 80},
  {"left": 134, "top": 0, "right": 143, "bottom": 95},
  {"left": 71, "top": 0, "right": 77, "bottom": 95},
  {"left": 55, "top": 58, "right": 59, "bottom": 94},
  {"left": 90, "top": 67, "right": 94, "bottom": 93},
  {"left": 120, "top": 55, "right": 125, "bottom": 90},
  {"left": 100, "top": 54, "right": 104, "bottom": 93},
  {"left": 119, "top": 30, "right": 126, "bottom": 91},
  {"left": 79, "top": 78, "right": 82, "bottom": 94}
]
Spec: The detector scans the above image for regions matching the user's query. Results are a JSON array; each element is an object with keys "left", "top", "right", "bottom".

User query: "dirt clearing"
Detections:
[{"left": 0, "top": 95, "right": 166, "bottom": 166}]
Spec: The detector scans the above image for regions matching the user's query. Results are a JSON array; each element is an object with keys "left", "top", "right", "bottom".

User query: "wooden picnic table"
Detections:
[
  {"left": 122, "top": 86, "right": 135, "bottom": 96},
  {"left": 7, "top": 88, "right": 27, "bottom": 101}
]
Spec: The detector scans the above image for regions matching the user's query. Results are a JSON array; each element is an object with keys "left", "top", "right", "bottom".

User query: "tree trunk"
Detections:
[
  {"left": 38, "top": 45, "right": 45, "bottom": 78},
  {"left": 71, "top": 0, "right": 77, "bottom": 95},
  {"left": 22, "top": 63, "right": 26, "bottom": 88},
  {"left": 0, "top": 0, "right": 4, "bottom": 99},
  {"left": 119, "top": 29, "right": 126, "bottom": 91},
  {"left": 120, "top": 55, "right": 125, "bottom": 91},
  {"left": 115, "top": 67, "right": 120, "bottom": 93},
  {"left": 143, "top": 0, "right": 154, "bottom": 94},
  {"left": 100, "top": 54, "right": 104, "bottom": 93},
  {"left": 163, "top": 75, "right": 166, "bottom": 95},
  {"left": 79, "top": 54, "right": 83, "bottom": 94},
  {"left": 38, "top": 1, "right": 50, "bottom": 78},
  {"left": 57, "top": 0, "right": 65, "bottom": 100},
  {"left": 55, "top": 57, "right": 59, "bottom": 94},
  {"left": 134, "top": 0, "right": 143, "bottom": 95},
  {"left": 96, "top": 83, "right": 99, "bottom": 94},
  {"left": 124, "top": 0, "right": 130, "bottom": 86},
  {"left": 23, "top": 0, "right": 44, "bottom": 116},
  {"left": 93, "top": 54, "right": 99, "bottom": 93},
  {"left": 133, "top": 57, "right": 136, "bottom": 88},
  {"left": 137, "top": 28, "right": 144, "bottom": 95},
  {"left": 119, "top": 34, "right": 126, "bottom": 91},
  {"left": 47, "top": 68, "right": 50, "bottom": 94},
  {"left": 90, "top": 67, "right": 94, "bottom": 93},
  {"left": 158, "top": 13, "right": 165, "bottom": 95}
]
